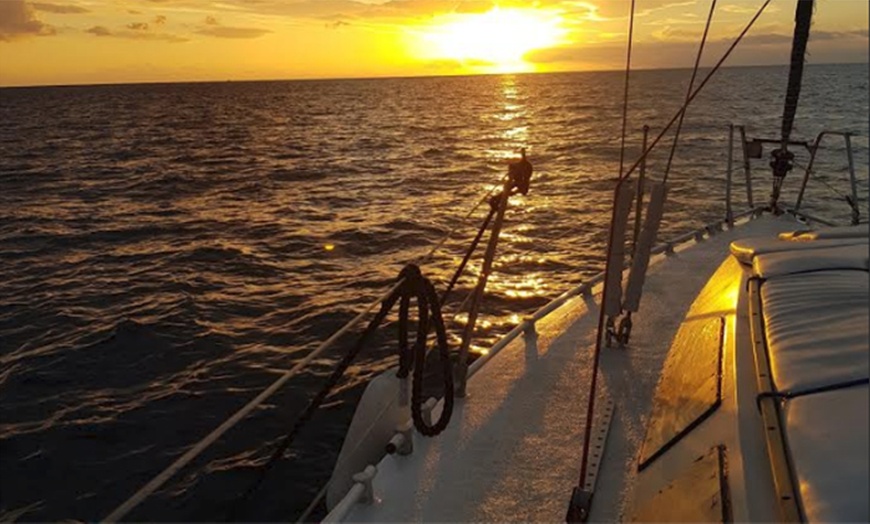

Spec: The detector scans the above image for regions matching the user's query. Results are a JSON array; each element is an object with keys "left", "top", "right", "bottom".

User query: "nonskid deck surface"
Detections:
[{"left": 345, "top": 216, "right": 797, "bottom": 523}]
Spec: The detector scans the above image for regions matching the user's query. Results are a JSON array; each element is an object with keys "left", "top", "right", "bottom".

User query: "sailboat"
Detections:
[{"left": 103, "top": 0, "right": 867, "bottom": 522}]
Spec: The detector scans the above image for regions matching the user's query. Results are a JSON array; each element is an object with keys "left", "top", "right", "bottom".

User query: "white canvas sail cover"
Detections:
[
  {"left": 623, "top": 182, "right": 667, "bottom": 313},
  {"left": 604, "top": 183, "right": 636, "bottom": 317}
]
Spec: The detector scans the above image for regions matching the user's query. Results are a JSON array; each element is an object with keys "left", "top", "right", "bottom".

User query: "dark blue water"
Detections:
[{"left": 0, "top": 64, "right": 867, "bottom": 521}]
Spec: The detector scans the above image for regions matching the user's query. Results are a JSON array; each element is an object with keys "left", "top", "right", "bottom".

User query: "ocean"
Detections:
[{"left": 0, "top": 63, "right": 867, "bottom": 521}]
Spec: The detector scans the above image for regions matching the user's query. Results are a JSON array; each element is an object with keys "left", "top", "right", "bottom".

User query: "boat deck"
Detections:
[{"left": 345, "top": 215, "right": 798, "bottom": 522}]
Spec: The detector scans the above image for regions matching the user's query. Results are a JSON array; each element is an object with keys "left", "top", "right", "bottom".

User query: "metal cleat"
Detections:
[
  {"left": 385, "top": 419, "right": 414, "bottom": 456},
  {"left": 420, "top": 397, "right": 437, "bottom": 427},
  {"left": 352, "top": 465, "right": 378, "bottom": 505}
]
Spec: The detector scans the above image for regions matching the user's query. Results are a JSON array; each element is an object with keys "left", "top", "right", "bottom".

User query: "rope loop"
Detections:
[{"left": 393, "top": 263, "right": 454, "bottom": 436}]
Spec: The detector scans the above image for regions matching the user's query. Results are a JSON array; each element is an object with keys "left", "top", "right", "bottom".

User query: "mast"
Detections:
[{"left": 770, "top": 0, "right": 814, "bottom": 209}]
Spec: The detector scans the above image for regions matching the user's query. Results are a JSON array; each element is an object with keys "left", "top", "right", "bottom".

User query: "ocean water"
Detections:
[{"left": 0, "top": 63, "right": 867, "bottom": 521}]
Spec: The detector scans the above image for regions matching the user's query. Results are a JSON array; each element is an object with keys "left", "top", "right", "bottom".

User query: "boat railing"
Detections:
[
  {"left": 321, "top": 466, "right": 376, "bottom": 523},
  {"left": 793, "top": 130, "right": 860, "bottom": 222},
  {"left": 727, "top": 125, "right": 862, "bottom": 225}
]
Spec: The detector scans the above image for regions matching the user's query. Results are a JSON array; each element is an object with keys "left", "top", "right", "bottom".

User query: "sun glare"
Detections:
[{"left": 421, "top": 7, "right": 567, "bottom": 73}]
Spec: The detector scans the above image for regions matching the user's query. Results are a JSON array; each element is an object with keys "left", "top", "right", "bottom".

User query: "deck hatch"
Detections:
[
  {"left": 630, "top": 445, "right": 731, "bottom": 522},
  {"left": 638, "top": 316, "right": 724, "bottom": 470}
]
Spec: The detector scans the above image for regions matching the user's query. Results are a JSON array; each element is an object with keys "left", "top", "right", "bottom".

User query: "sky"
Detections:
[{"left": 0, "top": 0, "right": 867, "bottom": 86}]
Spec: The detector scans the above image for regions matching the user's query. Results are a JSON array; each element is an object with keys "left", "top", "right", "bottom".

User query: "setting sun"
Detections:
[{"left": 419, "top": 7, "right": 568, "bottom": 73}]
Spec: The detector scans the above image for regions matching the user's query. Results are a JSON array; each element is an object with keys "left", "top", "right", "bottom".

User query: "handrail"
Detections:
[
  {"left": 732, "top": 125, "right": 861, "bottom": 226},
  {"left": 322, "top": 466, "right": 377, "bottom": 523},
  {"left": 794, "top": 130, "right": 859, "bottom": 219},
  {"left": 735, "top": 124, "right": 755, "bottom": 208},
  {"left": 323, "top": 484, "right": 365, "bottom": 523},
  {"left": 726, "top": 124, "right": 735, "bottom": 226}
]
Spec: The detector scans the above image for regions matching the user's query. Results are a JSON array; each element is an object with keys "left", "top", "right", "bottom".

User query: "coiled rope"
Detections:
[
  {"left": 290, "top": 190, "right": 523, "bottom": 523},
  {"left": 395, "top": 265, "right": 454, "bottom": 436},
  {"left": 228, "top": 264, "right": 453, "bottom": 519}
]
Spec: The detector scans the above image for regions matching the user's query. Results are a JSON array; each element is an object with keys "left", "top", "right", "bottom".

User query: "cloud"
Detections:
[
  {"left": 127, "top": 22, "right": 149, "bottom": 31},
  {"left": 0, "top": 0, "right": 54, "bottom": 41},
  {"left": 720, "top": 3, "right": 760, "bottom": 15},
  {"left": 85, "top": 25, "right": 111, "bottom": 36},
  {"left": 810, "top": 29, "right": 869, "bottom": 42},
  {"left": 525, "top": 24, "right": 870, "bottom": 71},
  {"left": 325, "top": 20, "right": 350, "bottom": 29},
  {"left": 453, "top": 1, "right": 493, "bottom": 14},
  {"left": 224, "top": 0, "right": 504, "bottom": 22},
  {"left": 197, "top": 15, "right": 270, "bottom": 38},
  {"left": 31, "top": 2, "right": 90, "bottom": 14},
  {"left": 196, "top": 26, "right": 271, "bottom": 39},
  {"left": 106, "top": 0, "right": 692, "bottom": 26},
  {"left": 85, "top": 24, "right": 188, "bottom": 42},
  {"left": 154, "top": 15, "right": 167, "bottom": 25}
]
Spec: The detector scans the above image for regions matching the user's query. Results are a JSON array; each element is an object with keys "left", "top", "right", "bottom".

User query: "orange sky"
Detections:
[{"left": 0, "top": 0, "right": 867, "bottom": 87}]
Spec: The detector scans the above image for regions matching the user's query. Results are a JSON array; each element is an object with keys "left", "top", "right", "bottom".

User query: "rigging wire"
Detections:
[
  {"left": 616, "top": 0, "right": 636, "bottom": 179},
  {"left": 618, "top": 0, "right": 774, "bottom": 187},
  {"left": 661, "top": 0, "right": 717, "bottom": 184},
  {"left": 417, "top": 173, "right": 508, "bottom": 265},
  {"left": 571, "top": 0, "right": 637, "bottom": 512}
]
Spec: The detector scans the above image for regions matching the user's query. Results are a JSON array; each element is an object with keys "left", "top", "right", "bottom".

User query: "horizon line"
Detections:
[{"left": 1, "top": 60, "right": 866, "bottom": 90}]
